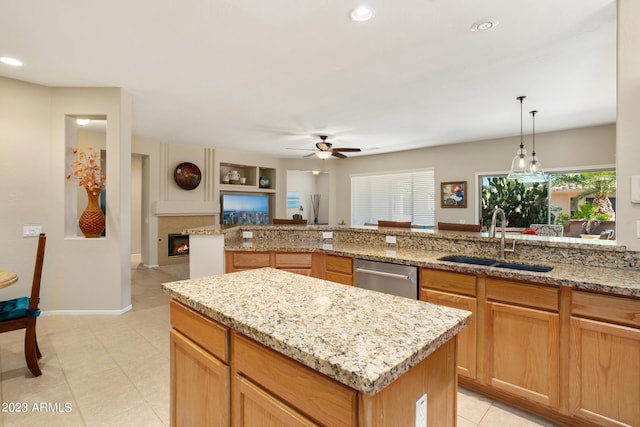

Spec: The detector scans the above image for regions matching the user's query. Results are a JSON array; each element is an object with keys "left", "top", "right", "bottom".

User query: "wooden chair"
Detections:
[
  {"left": 437, "top": 222, "right": 482, "bottom": 232},
  {"left": 292, "top": 214, "right": 303, "bottom": 220},
  {"left": 377, "top": 220, "right": 412, "bottom": 228},
  {"left": 0, "top": 233, "right": 46, "bottom": 377},
  {"left": 273, "top": 219, "right": 308, "bottom": 225}
]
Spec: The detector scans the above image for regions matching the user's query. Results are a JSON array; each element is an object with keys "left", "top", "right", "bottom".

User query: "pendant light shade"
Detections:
[
  {"left": 525, "top": 110, "right": 547, "bottom": 183},
  {"left": 507, "top": 96, "right": 531, "bottom": 180}
]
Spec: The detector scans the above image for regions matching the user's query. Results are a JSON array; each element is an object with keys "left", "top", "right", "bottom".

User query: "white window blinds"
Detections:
[{"left": 350, "top": 169, "right": 435, "bottom": 226}]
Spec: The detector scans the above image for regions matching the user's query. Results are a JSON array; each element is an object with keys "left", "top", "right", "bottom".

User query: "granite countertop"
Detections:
[
  {"left": 223, "top": 240, "right": 640, "bottom": 298},
  {"left": 162, "top": 268, "right": 471, "bottom": 395}
]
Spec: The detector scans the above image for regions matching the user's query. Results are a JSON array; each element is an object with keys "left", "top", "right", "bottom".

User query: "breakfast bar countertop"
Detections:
[{"left": 162, "top": 268, "right": 471, "bottom": 395}]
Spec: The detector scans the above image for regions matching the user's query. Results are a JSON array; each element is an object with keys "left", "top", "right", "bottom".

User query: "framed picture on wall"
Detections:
[{"left": 441, "top": 181, "right": 467, "bottom": 208}]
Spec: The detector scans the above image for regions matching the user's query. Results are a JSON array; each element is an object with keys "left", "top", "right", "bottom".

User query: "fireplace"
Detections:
[{"left": 168, "top": 234, "right": 189, "bottom": 257}]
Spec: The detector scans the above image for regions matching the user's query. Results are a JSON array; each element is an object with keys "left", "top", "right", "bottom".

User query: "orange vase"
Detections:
[{"left": 79, "top": 187, "right": 105, "bottom": 238}]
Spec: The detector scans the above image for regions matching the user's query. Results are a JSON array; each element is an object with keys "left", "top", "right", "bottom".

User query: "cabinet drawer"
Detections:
[
  {"left": 232, "top": 332, "right": 357, "bottom": 426},
  {"left": 170, "top": 300, "right": 229, "bottom": 362},
  {"left": 421, "top": 268, "right": 476, "bottom": 297},
  {"left": 486, "top": 278, "right": 559, "bottom": 312},
  {"left": 274, "top": 252, "right": 313, "bottom": 268},
  {"left": 230, "top": 252, "right": 271, "bottom": 268},
  {"left": 572, "top": 291, "right": 640, "bottom": 328},
  {"left": 325, "top": 254, "right": 353, "bottom": 275},
  {"left": 326, "top": 271, "right": 353, "bottom": 286}
]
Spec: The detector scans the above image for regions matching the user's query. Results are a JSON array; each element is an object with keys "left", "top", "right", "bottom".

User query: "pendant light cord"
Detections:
[
  {"left": 530, "top": 110, "right": 538, "bottom": 155},
  {"left": 517, "top": 96, "right": 526, "bottom": 149}
]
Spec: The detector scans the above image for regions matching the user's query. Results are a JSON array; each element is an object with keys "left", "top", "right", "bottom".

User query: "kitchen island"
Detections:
[{"left": 163, "top": 267, "right": 471, "bottom": 426}]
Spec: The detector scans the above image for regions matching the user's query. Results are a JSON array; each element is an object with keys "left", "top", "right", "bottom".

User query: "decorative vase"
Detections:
[
  {"left": 79, "top": 187, "right": 105, "bottom": 238},
  {"left": 259, "top": 176, "right": 271, "bottom": 188}
]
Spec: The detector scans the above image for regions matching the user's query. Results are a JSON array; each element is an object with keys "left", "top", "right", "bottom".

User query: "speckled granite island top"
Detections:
[{"left": 162, "top": 268, "right": 471, "bottom": 395}]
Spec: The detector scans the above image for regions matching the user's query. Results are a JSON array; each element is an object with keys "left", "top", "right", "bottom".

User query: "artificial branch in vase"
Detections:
[{"left": 310, "top": 194, "right": 321, "bottom": 224}]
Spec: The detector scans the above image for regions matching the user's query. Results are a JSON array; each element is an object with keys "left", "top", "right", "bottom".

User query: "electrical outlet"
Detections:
[
  {"left": 322, "top": 231, "right": 333, "bottom": 239},
  {"left": 23, "top": 225, "right": 42, "bottom": 237},
  {"left": 386, "top": 249, "right": 397, "bottom": 258},
  {"left": 416, "top": 393, "right": 427, "bottom": 427},
  {"left": 322, "top": 243, "right": 333, "bottom": 250},
  {"left": 242, "top": 241, "right": 253, "bottom": 248},
  {"left": 242, "top": 231, "right": 253, "bottom": 239},
  {"left": 386, "top": 235, "right": 396, "bottom": 244}
]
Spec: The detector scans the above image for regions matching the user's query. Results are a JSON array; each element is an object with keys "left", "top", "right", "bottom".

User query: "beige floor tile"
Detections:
[
  {"left": 479, "top": 401, "right": 558, "bottom": 427},
  {"left": 457, "top": 387, "right": 493, "bottom": 425},
  {"left": 87, "top": 402, "right": 165, "bottom": 427},
  {"left": 457, "top": 415, "right": 478, "bottom": 427}
]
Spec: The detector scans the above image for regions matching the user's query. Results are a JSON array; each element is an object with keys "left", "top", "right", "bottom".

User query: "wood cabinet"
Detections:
[
  {"left": 420, "top": 269, "right": 477, "bottom": 378},
  {"left": 569, "top": 291, "right": 640, "bottom": 426},
  {"left": 225, "top": 251, "right": 319, "bottom": 277},
  {"left": 484, "top": 278, "right": 559, "bottom": 408},
  {"left": 324, "top": 254, "right": 354, "bottom": 285},
  {"left": 171, "top": 300, "right": 459, "bottom": 426},
  {"left": 170, "top": 301, "right": 230, "bottom": 427}
]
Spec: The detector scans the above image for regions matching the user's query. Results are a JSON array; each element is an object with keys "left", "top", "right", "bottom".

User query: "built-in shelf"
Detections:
[{"left": 220, "top": 162, "right": 276, "bottom": 192}]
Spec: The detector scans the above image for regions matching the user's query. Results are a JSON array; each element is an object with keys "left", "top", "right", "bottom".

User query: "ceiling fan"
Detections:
[{"left": 289, "top": 135, "right": 362, "bottom": 159}]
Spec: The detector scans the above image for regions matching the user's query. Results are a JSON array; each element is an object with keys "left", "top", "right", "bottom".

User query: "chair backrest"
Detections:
[
  {"left": 28, "top": 234, "right": 46, "bottom": 312},
  {"left": 599, "top": 229, "right": 615, "bottom": 240},
  {"left": 273, "top": 218, "right": 308, "bottom": 225},
  {"left": 377, "top": 220, "right": 412, "bottom": 228},
  {"left": 437, "top": 222, "right": 482, "bottom": 232},
  {"left": 292, "top": 214, "right": 303, "bottom": 220}
]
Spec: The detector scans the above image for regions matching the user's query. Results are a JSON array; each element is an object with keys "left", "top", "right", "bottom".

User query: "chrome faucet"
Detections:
[{"left": 489, "top": 207, "right": 515, "bottom": 262}]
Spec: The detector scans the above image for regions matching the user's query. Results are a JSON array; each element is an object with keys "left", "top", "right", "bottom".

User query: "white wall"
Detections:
[
  {"left": 615, "top": 0, "right": 640, "bottom": 250},
  {"left": 131, "top": 155, "right": 142, "bottom": 255},
  {"left": 334, "top": 124, "right": 616, "bottom": 226},
  {"left": 0, "top": 77, "right": 132, "bottom": 312}
]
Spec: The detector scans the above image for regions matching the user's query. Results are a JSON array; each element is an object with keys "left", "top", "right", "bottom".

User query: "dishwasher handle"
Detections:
[{"left": 355, "top": 267, "right": 412, "bottom": 280}]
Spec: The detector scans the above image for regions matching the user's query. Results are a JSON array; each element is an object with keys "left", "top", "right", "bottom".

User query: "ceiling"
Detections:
[{"left": 0, "top": 0, "right": 616, "bottom": 158}]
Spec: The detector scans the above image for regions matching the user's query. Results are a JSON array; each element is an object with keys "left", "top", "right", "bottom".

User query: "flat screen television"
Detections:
[{"left": 221, "top": 193, "right": 270, "bottom": 225}]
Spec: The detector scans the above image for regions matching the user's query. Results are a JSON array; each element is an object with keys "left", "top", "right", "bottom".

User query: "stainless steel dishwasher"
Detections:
[{"left": 354, "top": 259, "right": 418, "bottom": 299}]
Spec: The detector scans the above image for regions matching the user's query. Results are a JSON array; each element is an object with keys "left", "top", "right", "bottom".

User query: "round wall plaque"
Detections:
[{"left": 174, "top": 162, "right": 202, "bottom": 190}]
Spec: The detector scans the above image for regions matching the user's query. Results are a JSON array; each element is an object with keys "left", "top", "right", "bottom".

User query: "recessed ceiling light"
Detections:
[
  {"left": 0, "top": 56, "right": 23, "bottom": 67},
  {"left": 350, "top": 6, "right": 375, "bottom": 22},
  {"left": 470, "top": 17, "right": 499, "bottom": 32}
]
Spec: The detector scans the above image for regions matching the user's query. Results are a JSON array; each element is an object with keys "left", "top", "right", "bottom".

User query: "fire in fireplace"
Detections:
[{"left": 168, "top": 234, "right": 189, "bottom": 257}]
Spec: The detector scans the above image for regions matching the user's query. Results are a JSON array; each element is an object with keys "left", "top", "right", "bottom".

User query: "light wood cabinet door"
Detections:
[
  {"left": 422, "top": 289, "right": 476, "bottom": 379},
  {"left": 324, "top": 254, "right": 354, "bottom": 285},
  {"left": 170, "top": 329, "right": 230, "bottom": 427},
  {"left": 569, "top": 317, "right": 640, "bottom": 427},
  {"left": 485, "top": 301, "right": 559, "bottom": 407},
  {"left": 233, "top": 374, "right": 319, "bottom": 427}
]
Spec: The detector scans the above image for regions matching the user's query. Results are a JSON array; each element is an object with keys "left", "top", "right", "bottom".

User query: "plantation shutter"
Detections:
[{"left": 351, "top": 169, "right": 435, "bottom": 226}]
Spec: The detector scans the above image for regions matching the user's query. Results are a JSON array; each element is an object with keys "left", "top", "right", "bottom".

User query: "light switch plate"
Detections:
[
  {"left": 386, "top": 235, "right": 397, "bottom": 244},
  {"left": 242, "top": 231, "right": 253, "bottom": 239},
  {"left": 322, "top": 231, "right": 333, "bottom": 239},
  {"left": 23, "top": 225, "right": 42, "bottom": 237},
  {"left": 633, "top": 176, "right": 640, "bottom": 203}
]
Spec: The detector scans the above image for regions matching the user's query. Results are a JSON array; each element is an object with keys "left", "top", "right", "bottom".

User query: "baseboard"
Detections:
[{"left": 41, "top": 304, "right": 133, "bottom": 316}]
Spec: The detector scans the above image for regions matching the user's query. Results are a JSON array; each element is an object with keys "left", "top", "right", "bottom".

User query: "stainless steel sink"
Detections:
[
  {"left": 439, "top": 255, "right": 553, "bottom": 272},
  {"left": 438, "top": 255, "right": 497, "bottom": 266}
]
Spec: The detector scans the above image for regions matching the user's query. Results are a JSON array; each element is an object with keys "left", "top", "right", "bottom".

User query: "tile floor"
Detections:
[{"left": 0, "top": 263, "right": 558, "bottom": 426}]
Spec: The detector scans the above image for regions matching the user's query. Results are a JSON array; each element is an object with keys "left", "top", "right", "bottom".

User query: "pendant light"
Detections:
[
  {"left": 526, "top": 110, "right": 547, "bottom": 183},
  {"left": 507, "top": 96, "right": 531, "bottom": 180}
]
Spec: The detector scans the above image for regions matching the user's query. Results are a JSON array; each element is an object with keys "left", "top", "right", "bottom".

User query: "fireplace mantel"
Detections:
[{"left": 153, "top": 201, "right": 219, "bottom": 216}]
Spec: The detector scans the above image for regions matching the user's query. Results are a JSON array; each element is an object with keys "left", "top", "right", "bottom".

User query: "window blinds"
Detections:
[{"left": 351, "top": 169, "right": 435, "bottom": 226}]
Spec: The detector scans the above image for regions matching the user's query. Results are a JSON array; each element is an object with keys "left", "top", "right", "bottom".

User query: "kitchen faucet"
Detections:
[{"left": 489, "top": 207, "right": 515, "bottom": 262}]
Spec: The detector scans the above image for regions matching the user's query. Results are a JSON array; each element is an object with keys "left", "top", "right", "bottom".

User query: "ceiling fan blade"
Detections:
[
  {"left": 286, "top": 147, "right": 316, "bottom": 151},
  {"left": 304, "top": 152, "right": 317, "bottom": 158},
  {"left": 332, "top": 148, "right": 361, "bottom": 153},
  {"left": 331, "top": 151, "right": 347, "bottom": 159}
]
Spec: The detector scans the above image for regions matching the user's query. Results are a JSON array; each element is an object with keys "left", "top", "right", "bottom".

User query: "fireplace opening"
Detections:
[{"left": 168, "top": 234, "right": 189, "bottom": 257}]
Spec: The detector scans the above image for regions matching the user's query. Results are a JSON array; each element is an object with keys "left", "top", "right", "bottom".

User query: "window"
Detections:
[{"left": 351, "top": 169, "right": 435, "bottom": 226}]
